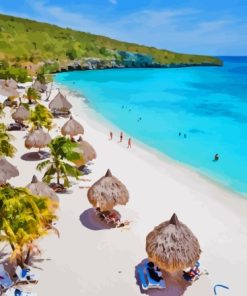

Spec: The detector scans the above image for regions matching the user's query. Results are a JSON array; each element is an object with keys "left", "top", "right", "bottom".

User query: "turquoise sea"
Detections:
[{"left": 55, "top": 57, "right": 247, "bottom": 195}]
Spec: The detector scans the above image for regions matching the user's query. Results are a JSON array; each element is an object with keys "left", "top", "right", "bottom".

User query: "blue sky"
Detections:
[{"left": 0, "top": 0, "right": 246, "bottom": 55}]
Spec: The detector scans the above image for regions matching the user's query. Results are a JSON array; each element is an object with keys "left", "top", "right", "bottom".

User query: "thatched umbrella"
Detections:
[
  {"left": 26, "top": 175, "right": 58, "bottom": 203},
  {"left": 33, "top": 80, "right": 47, "bottom": 93},
  {"left": 146, "top": 213, "right": 201, "bottom": 273},
  {"left": 6, "top": 78, "right": 18, "bottom": 89},
  {"left": 0, "top": 85, "right": 19, "bottom": 97},
  {"left": 49, "top": 92, "right": 72, "bottom": 111},
  {"left": 61, "top": 116, "right": 84, "bottom": 139},
  {"left": 73, "top": 136, "right": 96, "bottom": 167},
  {"left": 25, "top": 128, "right": 51, "bottom": 150},
  {"left": 87, "top": 169, "right": 129, "bottom": 211},
  {"left": 0, "top": 157, "right": 19, "bottom": 185},
  {"left": 12, "top": 105, "right": 30, "bottom": 123}
]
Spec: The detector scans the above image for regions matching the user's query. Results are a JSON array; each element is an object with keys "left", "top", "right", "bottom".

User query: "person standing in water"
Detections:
[
  {"left": 120, "top": 132, "right": 123, "bottom": 142},
  {"left": 109, "top": 131, "right": 113, "bottom": 140},
  {"left": 127, "top": 138, "right": 132, "bottom": 149}
]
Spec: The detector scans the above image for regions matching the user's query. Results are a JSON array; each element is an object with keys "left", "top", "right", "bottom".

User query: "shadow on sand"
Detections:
[
  {"left": 21, "top": 151, "right": 50, "bottom": 161},
  {"left": 79, "top": 208, "right": 114, "bottom": 231},
  {"left": 135, "top": 259, "right": 191, "bottom": 296}
]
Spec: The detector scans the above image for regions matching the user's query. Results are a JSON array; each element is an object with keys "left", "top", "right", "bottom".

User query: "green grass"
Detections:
[{"left": 0, "top": 13, "right": 222, "bottom": 73}]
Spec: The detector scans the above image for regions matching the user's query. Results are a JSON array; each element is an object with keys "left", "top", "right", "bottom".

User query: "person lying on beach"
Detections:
[
  {"left": 183, "top": 265, "right": 208, "bottom": 282},
  {"left": 147, "top": 262, "right": 163, "bottom": 282}
]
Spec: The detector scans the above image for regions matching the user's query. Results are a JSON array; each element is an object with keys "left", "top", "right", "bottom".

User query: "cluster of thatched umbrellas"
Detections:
[
  {"left": 86, "top": 168, "right": 201, "bottom": 279},
  {"left": 1, "top": 82, "right": 202, "bottom": 290}
]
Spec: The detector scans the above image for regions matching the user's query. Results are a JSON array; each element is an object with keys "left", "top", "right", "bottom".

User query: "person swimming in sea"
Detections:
[{"left": 214, "top": 153, "right": 219, "bottom": 161}]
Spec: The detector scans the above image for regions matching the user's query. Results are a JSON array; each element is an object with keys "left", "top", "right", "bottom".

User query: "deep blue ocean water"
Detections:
[{"left": 55, "top": 57, "right": 247, "bottom": 195}]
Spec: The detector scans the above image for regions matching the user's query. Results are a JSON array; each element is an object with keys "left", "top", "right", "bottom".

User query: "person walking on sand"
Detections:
[
  {"left": 120, "top": 132, "right": 123, "bottom": 142},
  {"left": 127, "top": 138, "right": 132, "bottom": 149},
  {"left": 109, "top": 131, "right": 113, "bottom": 140}
]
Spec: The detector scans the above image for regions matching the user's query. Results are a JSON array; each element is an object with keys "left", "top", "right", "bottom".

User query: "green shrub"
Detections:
[{"left": 66, "top": 48, "right": 77, "bottom": 60}]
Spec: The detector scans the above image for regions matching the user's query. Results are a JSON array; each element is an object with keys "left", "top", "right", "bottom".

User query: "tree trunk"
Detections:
[
  {"left": 28, "top": 99, "right": 32, "bottom": 104},
  {"left": 16, "top": 247, "right": 24, "bottom": 268},
  {"left": 56, "top": 170, "right": 60, "bottom": 185},
  {"left": 24, "top": 247, "right": 31, "bottom": 265}
]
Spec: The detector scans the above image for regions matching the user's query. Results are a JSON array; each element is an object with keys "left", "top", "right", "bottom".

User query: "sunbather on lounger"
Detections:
[{"left": 147, "top": 262, "right": 163, "bottom": 282}]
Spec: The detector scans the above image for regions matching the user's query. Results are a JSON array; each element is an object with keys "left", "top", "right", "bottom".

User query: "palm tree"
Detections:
[
  {"left": 37, "top": 136, "right": 83, "bottom": 188},
  {"left": 25, "top": 87, "right": 41, "bottom": 104},
  {"left": 30, "top": 104, "right": 53, "bottom": 131},
  {"left": 0, "top": 123, "right": 17, "bottom": 157},
  {"left": 0, "top": 185, "right": 57, "bottom": 267}
]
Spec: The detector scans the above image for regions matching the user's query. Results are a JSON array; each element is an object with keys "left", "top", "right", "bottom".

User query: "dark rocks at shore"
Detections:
[{"left": 47, "top": 51, "right": 222, "bottom": 74}]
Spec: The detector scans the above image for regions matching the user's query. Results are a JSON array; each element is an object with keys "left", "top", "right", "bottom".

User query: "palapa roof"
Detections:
[
  {"left": 0, "top": 157, "right": 19, "bottom": 185},
  {"left": 6, "top": 78, "right": 18, "bottom": 89},
  {"left": 25, "top": 128, "right": 51, "bottom": 149},
  {"left": 49, "top": 92, "right": 72, "bottom": 111},
  {"left": 61, "top": 116, "right": 84, "bottom": 138},
  {"left": 87, "top": 169, "right": 129, "bottom": 211},
  {"left": 33, "top": 80, "right": 47, "bottom": 93},
  {"left": 26, "top": 175, "right": 58, "bottom": 203},
  {"left": 12, "top": 105, "right": 30, "bottom": 122},
  {"left": 146, "top": 213, "right": 201, "bottom": 273},
  {"left": 0, "top": 84, "right": 19, "bottom": 97},
  {"left": 73, "top": 136, "right": 96, "bottom": 166}
]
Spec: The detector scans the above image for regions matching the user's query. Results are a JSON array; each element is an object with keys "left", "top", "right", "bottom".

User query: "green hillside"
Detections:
[{"left": 0, "top": 13, "right": 222, "bottom": 79}]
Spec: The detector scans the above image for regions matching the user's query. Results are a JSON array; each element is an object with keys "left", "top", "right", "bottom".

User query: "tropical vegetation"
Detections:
[
  {"left": 24, "top": 87, "right": 41, "bottom": 104},
  {"left": 0, "top": 13, "right": 222, "bottom": 78},
  {"left": 0, "top": 185, "right": 57, "bottom": 267},
  {"left": 30, "top": 104, "right": 53, "bottom": 130},
  {"left": 0, "top": 123, "right": 17, "bottom": 157},
  {"left": 37, "top": 136, "right": 83, "bottom": 187}
]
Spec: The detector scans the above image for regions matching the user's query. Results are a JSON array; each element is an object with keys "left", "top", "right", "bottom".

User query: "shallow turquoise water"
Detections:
[{"left": 55, "top": 57, "right": 247, "bottom": 195}]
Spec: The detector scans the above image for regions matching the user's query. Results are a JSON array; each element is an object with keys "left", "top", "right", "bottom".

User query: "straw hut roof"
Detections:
[
  {"left": 0, "top": 157, "right": 19, "bottom": 185},
  {"left": 33, "top": 80, "right": 47, "bottom": 93},
  {"left": 146, "top": 213, "right": 201, "bottom": 273},
  {"left": 6, "top": 78, "right": 18, "bottom": 89},
  {"left": 49, "top": 92, "right": 72, "bottom": 111},
  {"left": 25, "top": 128, "right": 51, "bottom": 149},
  {"left": 73, "top": 136, "right": 96, "bottom": 167},
  {"left": 0, "top": 84, "right": 19, "bottom": 97},
  {"left": 61, "top": 116, "right": 84, "bottom": 138},
  {"left": 87, "top": 169, "right": 129, "bottom": 211},
  {"left": 26, "top": 175, "right": 58, "bottom": 202},
  {"left": 12, "top": 105, "right": 30, "bottom": 123}
]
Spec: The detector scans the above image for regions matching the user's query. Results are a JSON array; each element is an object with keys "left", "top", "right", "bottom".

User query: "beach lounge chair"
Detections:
[
  {"left": 5, "top": 287, "right": 37, "bottom": 296},
  {"left": 52, "top": 109, "right": 70, "bottom": 118},
  {"left": 0, "top": 264, "right": 13, "bottom": 290},
  {"left": 95, "top": 208, "right": 121, "bottom": 226},
  {"left": 15, "top": 266, "right": 38, "bottom": 284},
  {"left": 137, "top": 261, "right": 166, "bottom": 290}
]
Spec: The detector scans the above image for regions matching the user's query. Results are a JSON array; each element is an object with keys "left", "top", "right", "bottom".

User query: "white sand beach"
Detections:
[{"left": 1, "top": 83, "right": 247, "bottom": 296}]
